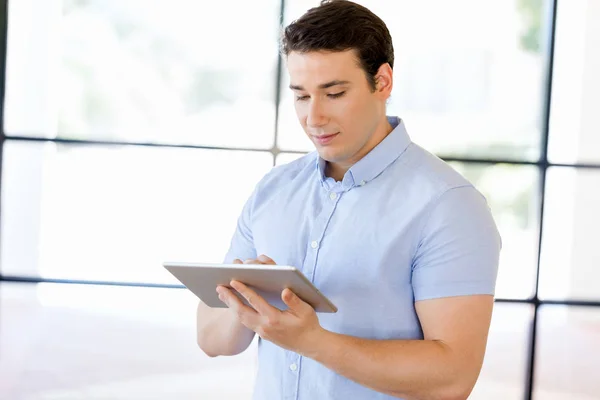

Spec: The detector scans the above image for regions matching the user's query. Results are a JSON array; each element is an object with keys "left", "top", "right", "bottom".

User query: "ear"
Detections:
[{"left": 374, "top": 63, "right": 393, "bottom": 100}]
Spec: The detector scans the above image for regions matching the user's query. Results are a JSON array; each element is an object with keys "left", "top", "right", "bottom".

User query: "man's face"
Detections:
[{"left": 286, "top": 50, "right": 388, "bottom": 167}]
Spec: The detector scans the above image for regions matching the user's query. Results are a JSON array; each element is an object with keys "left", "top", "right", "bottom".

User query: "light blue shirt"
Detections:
[{"left": 224, "top": 116, "right": 501, "bottom": 400}]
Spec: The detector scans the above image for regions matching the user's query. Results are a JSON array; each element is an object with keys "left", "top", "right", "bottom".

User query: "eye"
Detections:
[
  {"left": 295, "top": 95, "right": 309, "bottom": 101},
  {"left": 327, "top": 91, "right": 346, "bottom": 99}
]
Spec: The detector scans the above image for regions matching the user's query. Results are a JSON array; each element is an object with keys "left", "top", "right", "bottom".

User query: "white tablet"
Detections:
[{"left": 163, "top": 262, "right": 338, "bottom": 313}]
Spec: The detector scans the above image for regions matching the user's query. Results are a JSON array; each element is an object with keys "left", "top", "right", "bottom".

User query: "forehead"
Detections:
[{"left": 286, "top": 50, "right": 364, "bottom": 86}]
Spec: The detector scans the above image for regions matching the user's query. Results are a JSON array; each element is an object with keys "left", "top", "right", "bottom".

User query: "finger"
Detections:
[
  {"left": 216, "top": 286, "right": 240, "bottom": 307},
  {"left": 217, "top": 286, "right": 259, "bottom": 324},
  {"left": 216, "top": 285, "right": 233, "bottom": 297},
  {"left": 282, "top": 288, "right": 312, "bottom": 314},
  {"left": 257, "top": 254, "right": 275, "bottom": 264},
  {"left": 230, "top": 280, "right": 279, "bottom": 317},
  {"left": 233, "top": 259, "right": 243, "bottom": 264},
  {"left": 244, "top": 258, "right": 257, "bottom": 264}
]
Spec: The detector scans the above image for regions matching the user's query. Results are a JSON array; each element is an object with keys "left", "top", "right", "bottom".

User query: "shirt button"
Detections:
[
  {"left": 329, "top": 192, "right": 337, "bottom": 200},
  {"left": 360, "top": 180, "right": 366, "bottom": 186},
  {"left": 289, "top": 363, "right": 298, "bottom": 371},
  {"left": 310, "top": 240, "right": 319, "bottom": 249}
]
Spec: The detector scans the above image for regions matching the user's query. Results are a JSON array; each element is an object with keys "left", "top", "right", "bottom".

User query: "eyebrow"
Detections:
[{"left": 289, "top": 80, "right": 351, "bottom": 91}]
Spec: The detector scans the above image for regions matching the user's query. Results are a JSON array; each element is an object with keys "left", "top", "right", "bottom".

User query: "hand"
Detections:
[
  {"left": 217, "top": 254, "right": 277, "bottom": 328},
  {"left": 216, "top": 280, "right": 324, "bottom": 356},
  {"left": 233, "top": 254, "right": 276, "bottom": 266}
]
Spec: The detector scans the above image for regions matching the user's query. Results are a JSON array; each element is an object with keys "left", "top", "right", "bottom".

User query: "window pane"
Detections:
[
  {"left": 450, "top": 163, "right": 539, "bottom": 299},
  {"left": 539, "top": 168, "right": 600, "bottom": 301},
  {"left": 470, "top": 303, "right": 531, "bottom": 399},
  {"left": 0, "top": 282, "right": 257, "bottom": 398},
  {"left": 534, "top": 306, "right": 600, "bottom": 400},
  {"left": 5, "top": 0, "right": 279, "bottom": 149},
  {"left": 547, "top": 0, "right": 600, "bottom": 164},
  {"left": 278, "top": 0, "right": 550, "bottom": 160},
  {"left": 0, "top": 141, "right": 272, "bottom": 283}
]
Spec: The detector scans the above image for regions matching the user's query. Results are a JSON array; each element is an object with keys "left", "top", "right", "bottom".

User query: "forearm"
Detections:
[
  {"left": 196, "top": 302, "right": 255, "bottom": 357},
  {"left": 307, "top": 330, "right": 477, "bottom": 400}
]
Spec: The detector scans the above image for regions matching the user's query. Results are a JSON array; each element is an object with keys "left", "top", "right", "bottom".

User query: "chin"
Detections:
[{"left": 316, "top": 148, "right": 344, "bottom": 163}]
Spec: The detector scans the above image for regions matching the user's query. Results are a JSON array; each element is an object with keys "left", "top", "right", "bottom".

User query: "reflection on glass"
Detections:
[
  {"left": 470, "top": 303, "right": 531, "bottom": 399},
  {"left": 534, "top": 306, "right": 600, "bottom": 399},
  {"left": 539, "top": 168, "right": 600, "bottom": 301},
  {"left": 278, "top": 0, "right": 549, "bottom": 160},
  {"left": 5, "top": 0, "right": 280, "bottom": 148},
  {"left": 450, "top": 163, "right": 539, "bottom": 299},
  {"left": 1, "top": 140, "right": 273, "bottom": 282}
]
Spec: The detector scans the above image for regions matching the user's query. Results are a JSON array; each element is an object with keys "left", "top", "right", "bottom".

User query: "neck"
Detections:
[{"left": 324, "top": 162, "right": 347, "bottom": 182}]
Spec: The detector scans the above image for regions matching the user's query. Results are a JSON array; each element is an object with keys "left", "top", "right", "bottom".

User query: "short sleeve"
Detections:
[
  {"left": 412, "top": 186, "right": 502, "bottom": 301},
  {"left": 222, "top": 187, "right": 259, "bottom": 264}
]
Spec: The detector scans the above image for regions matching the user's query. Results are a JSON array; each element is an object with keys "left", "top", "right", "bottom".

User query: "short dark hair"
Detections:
[{"left": 281, "top": 0, "right": 394, "bottom": 91}]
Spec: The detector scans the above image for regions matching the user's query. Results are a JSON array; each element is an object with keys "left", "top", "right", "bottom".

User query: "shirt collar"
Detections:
[{"left": 316, "top": 116, "right": 412, "bottom": 190}]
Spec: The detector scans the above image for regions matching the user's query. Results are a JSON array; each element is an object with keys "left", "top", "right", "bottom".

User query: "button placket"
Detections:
[{"left": 302, "top": 188, "right": 340, "bottom": 282}]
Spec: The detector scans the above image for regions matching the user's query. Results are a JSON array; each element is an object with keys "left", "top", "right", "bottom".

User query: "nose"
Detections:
[{"left": 306, "top": 98, "right": 328, "bottom": 128}]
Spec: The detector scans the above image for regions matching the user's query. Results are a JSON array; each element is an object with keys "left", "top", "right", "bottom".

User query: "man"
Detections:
[{"left": 196, "top": 1, "right": 501, "bottom": 399}]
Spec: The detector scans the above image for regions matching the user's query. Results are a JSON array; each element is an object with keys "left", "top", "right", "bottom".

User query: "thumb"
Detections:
[{"left": 282, "top": 288, "right": 309, "bottom": 312}]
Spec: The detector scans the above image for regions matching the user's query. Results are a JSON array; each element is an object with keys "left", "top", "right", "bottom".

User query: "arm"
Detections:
[
  {"left": 196, "top": 296, "right": 256, "bottom": 357},
  {"left": 307, "top": 295, "right": 494, "bottom": 400},
  {"left": 197, "top": 255, "right": 277, "bottom": 357},
  {"left": 196, "top": 178, "right": 267, "bottom": 357},
  {"left": 196, "top": 256, "right": 256, "bottom": 357}
]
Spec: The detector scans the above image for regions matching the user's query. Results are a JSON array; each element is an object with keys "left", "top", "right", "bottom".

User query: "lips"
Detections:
[{"left": 313, "top": 132, "right": 339, "bottom": 145}]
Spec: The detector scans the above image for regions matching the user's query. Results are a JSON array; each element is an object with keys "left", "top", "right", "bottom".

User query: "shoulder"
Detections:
[
  {"left": 399, "top": 144, "right": 497, "bottom": 236},
  {"left": 404, "top": 143, "right": 474, "bottom": 196},
  {"left": 412, "top": 147, "right": 500, "bottom": 242}
]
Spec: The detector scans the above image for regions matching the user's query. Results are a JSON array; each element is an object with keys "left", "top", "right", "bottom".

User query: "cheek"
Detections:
[
  {"left": 333, "top": 98, "right": 365, "bottom": 128},
  {"left": 340, "top": 99, "right": 376, "bottom": 139},
  {"left": 294, "top": 103, "right": 307, "bottom": 124},
  {"left": 341, "top": 94, "right": 367, "bottom": 115}
]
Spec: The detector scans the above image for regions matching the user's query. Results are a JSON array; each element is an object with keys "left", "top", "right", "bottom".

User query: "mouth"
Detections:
[{"left": 312, "top": 132, "right": 339, "bottom": 145}]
